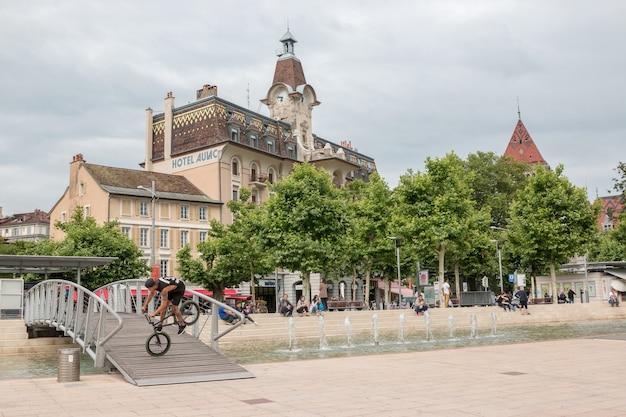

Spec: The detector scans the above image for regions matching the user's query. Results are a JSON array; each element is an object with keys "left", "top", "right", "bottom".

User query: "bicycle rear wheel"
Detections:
[
  {"left": 146, "top": 331, "right": 171, "bottom": 356},
  {"left": 180, "top": 300, "right": 200, "bottom": 325}
]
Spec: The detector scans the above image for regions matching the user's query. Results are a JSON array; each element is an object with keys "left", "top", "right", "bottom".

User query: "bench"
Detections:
[
  {"left": 326, "top": 300, "right": 367, "bottom": 311},
  {"left": 530, "top": 297, "right": 553, "bottom": 304}
]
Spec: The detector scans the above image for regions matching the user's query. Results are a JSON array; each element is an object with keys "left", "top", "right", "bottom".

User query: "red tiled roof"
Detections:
[{"left": 503, "top": 119, "right": 549, "bottom": 167}]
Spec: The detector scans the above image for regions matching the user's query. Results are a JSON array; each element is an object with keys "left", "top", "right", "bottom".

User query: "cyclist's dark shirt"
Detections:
[{"left": 155, "top": 277, "right": 185, "bottom": 294}]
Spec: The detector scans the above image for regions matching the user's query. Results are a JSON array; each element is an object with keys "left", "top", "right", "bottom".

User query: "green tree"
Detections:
[
  {"left": 262, "top": 163, "right": 350, "bottom": 305},
  {"left": 393, "top": 152, "right": 479, "bottom": 302},
  {"left": 463, "top": 152, "right": 529, "bottom": 290},
  {"left": 53, "top": 208, "right": 148, "bottom": 290},
  {"left": 507, "top": 165, "right": 600, "bottom": 297},
  {"left": 343, "top": 173, "right": 393, "bottom": 306}
]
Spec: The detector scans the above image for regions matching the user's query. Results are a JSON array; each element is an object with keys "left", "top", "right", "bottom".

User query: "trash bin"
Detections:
[{"left": 58, "top": 348, "right": 80, "bottom": 382}]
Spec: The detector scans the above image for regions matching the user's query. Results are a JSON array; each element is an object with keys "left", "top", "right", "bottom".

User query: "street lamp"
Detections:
[
  {"left": 489, "top": 238, "right": 505, "bottom": 293},
  {"left": 489, "top": 226, "right": 508, "bottom": 293},
  {"left": 389, "top": 236, "right": 402, "bottom": 308},
  {"left": 137, "top": 180, "right": 157, "bottom": 269}
]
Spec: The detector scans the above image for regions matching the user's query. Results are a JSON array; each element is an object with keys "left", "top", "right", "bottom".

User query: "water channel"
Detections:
[{"left": 2, "top": 319, "right": 625, "bottom": 379}]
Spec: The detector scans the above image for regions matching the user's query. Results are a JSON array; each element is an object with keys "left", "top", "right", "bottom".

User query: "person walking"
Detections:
[
  {"left": 515, "top": 286, "right": 529, "bottom": 314},
  {"left": 442, "top": 279, "right": 451, "bottom": 308},
  {"left": 568, "top": 288, "right": 576, "bottom": 303},
  {"left": 319, "top": 278, "right": 328, "bottom": 311}
]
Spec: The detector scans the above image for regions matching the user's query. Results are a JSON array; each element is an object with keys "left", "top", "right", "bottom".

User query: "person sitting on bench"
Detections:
[{"left": 558, "top": 291, "right": 568, "bottom": 304}]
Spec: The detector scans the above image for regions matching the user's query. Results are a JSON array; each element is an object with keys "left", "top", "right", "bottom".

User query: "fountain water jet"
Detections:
[
  {"left": 287, "top": 317, "right": 297, "bottom": 351},
  {"left": 448, "top": 315, "right": 455, "bottom": 338},
  {"left": 491, "top": 311, "right": 497, "bottom": 336},
  {"left": 470, "top": 313, "right": 477, "bottom": 338},
  {"left": 424, "top": 311, "right": 433, "bottom": 341},
  {"left": 344, "top": 317, "right": 353, "bottom": 347},
  {"left": 398, "top": 314, "right": 406, "bottom": 343},
  {"left": 372, "top": 314, "right": 379, "bottom": 346},
  {"left": 318, "top": 315, "right": 329, "bottom": 349}
]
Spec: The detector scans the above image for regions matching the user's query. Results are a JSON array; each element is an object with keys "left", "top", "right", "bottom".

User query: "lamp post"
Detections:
[
  {"left": 390, "top": 236, "right": 402, "bottom": 308},
  {"left": 137, "top": 180, "right": 157, "bottom": 269},
  {"left": 490, "top": 239, "right": 505, "bottom": 293}
]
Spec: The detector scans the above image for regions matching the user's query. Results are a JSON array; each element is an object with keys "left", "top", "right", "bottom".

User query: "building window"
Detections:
[
  {"left": 249, "top": 134, "right": 257, "bottom": 148},
  {"left": 180, "top": 230, "right": 189, "bottom": 247},
  {"left": 140, "top": 201, "right": 148, "bottom": 216},
  {"left": 78, "top": 182, "right": 85, "bottom": 196},
  {"left": 121, "top": 199, "right": 131, "bottom": 216},
  {"left": 180, "top": 205, "right": 189, "bottom": 220},
  {"left": 160, "top": 260, "right": 168, "bottom": 277},
  {"left": 251, "top": 192, "right": 257, "bottom": 204},
  {"left": 160, "top": 229, "right": 169, "bottom": 248},
  {"left": 159, "top": 202, "right": 170, "bottom": 219},
  {"left": 121, "top": 226, "right": 130, "bottom": 238},
  {"left": 266, "top": 140, "right": 274, "bottom": 153},
  {"left": 199, "top": 231, "right": 208, "bottom": 242},
  {"left": 84, "top": 205, "right": 90, "bottom": 217},
  {"left": 268, "top": 169, "right": 275, "bottom": 184},
  {"left": 230, "top": 129, "right": 240, "bottom": 142},
  {"left": 199, "top": 206, "right": 207, "bottom": 221},
  {"left": 61, "top": 211, "right": 67, "bottom": 222},
  {"left": 287, "top": 145, "right": 295, "bottom": 159},
  {"left": 232, "top": 158, "right": 240, "bottom": 176},
  {"left": 140, "top": 228, "right": 149, "bottom": 247},
  {"left": 251, "top": 164, "right": 258, "bottom": 182},
  {"left": 232, "top": 187, "right": 239, "bottom": 201}
]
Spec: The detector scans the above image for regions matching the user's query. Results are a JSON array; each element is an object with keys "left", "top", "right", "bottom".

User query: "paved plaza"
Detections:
[{"left": 1, "top": 334, "right": 625, "bottom": 417}]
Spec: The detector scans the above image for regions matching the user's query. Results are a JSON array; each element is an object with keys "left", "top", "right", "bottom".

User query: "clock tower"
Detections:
[{"left": 262, "top": 30, "right": 319, "bottom": 156}]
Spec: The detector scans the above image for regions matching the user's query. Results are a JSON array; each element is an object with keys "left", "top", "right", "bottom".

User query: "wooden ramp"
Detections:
[{"left": 103, "top": 313, "right": 254, "bottom": 386}]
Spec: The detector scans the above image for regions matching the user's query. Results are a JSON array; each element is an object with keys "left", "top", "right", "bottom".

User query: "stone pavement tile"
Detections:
[{"left": 1, "top": 337, "right": 626, "bottom": 417}]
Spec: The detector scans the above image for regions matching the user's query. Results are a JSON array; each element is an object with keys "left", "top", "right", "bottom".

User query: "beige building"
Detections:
[
  {"left": 49, "top": 31, "right": 377, "bottom": 306},
  {"left": 50, "top": 154, "right": 221, "bottom": 277},
  {"left": 0, "top": 208, "right": 50, "bottom": 243},
  {"left": 142, "top": 30, "right": 376, "bottom": 216}
]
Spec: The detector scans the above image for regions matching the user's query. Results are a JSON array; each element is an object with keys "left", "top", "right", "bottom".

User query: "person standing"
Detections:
[
  {"left": 319, "top": 278, "right": 328, "bottom": 312},
  {"left": 568, "top": 288, "right": 576, "bottom": 304},
  {"left": 442, "top": 279, "right": 451, "bottom": 308},
  {"left": 515, "top": 286, "right": 529, "bottom": 314}
]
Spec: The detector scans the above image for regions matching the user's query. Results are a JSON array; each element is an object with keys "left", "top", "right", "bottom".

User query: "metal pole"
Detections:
[
  {"left": 396, "top": 243, "right": 402, "bottom": 307},
  {"left": 150, "top": 180, "right": 156, "bottom": 268},
  {"left": 497, "top": 242, "right": 503, "bottom": 293}
]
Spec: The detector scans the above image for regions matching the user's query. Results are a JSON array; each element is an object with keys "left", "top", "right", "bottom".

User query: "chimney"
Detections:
[{"left": 196, "top": 84, "right": 218, "bottom": 100}]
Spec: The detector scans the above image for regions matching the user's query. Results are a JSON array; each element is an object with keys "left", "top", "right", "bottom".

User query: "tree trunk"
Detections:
[
  {"left": 437, "top": 244, "right": 446, "bottom": 305},
  {"left": 364, "top": 268, "right": 371, "bottom": 307},
  {"left": 454, "top": 261, "right": 461, "bottom": 300},
  {"left": 549, "top": 264, "right": 557, "bottom": 300}
]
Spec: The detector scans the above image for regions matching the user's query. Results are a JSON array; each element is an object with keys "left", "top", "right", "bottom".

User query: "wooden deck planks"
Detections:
[{"left": 103, "top": 313, "right": 254, "bottom": 386}]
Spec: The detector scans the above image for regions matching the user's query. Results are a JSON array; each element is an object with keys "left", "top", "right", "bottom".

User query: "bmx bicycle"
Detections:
[{"left": 144, "top": 299, "right": 201, "bottom": 356}]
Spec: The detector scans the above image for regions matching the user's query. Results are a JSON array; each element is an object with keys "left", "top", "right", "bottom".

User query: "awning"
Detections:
[
  {"left": 389, "top": 287, "right": 414, "bottom": 297},
  {"left": 611, "top": 279, "right": 626, "bottom": 292},
  {"left": 193, "top": 288, "right": 250, "bottom": 300}
]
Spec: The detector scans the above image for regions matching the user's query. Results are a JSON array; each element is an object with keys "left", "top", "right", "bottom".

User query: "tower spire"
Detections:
[{"left": 517, "top": 97, "right": 521, "bottom": 120}]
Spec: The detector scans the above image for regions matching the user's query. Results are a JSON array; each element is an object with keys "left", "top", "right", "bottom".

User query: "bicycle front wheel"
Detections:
[
  {"left": 146, "top": 331, "right": 171, "bottom": 356},
  {"left": 180, "top": 300, "right": 200, "bottom": 325}
]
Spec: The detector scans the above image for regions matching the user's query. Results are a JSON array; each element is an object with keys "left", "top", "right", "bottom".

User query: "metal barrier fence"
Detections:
[{"left": 23, "top": 279, "right": 124, "bottom": 367}]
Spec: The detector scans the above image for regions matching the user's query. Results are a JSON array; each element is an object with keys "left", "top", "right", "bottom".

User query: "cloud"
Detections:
[{"left": 1, "top": 0, "right": 624, "bottom": 215}]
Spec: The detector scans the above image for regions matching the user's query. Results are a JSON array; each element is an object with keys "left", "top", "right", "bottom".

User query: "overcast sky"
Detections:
[{"left": 1, "top": 0, "right": 625, "bottom": 216}]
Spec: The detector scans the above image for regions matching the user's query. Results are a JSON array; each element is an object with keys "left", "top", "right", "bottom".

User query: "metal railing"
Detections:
[
  {"left": 94, "top": 279, "right": 244, "bottom": 351},
  {"left": 23, "top": 279, "right": 124, "bottom": 368}
]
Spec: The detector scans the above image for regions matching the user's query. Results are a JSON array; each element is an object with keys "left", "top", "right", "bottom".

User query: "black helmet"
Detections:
[{"left": 145, "top": 278, "right": 156, "bottom": 288}]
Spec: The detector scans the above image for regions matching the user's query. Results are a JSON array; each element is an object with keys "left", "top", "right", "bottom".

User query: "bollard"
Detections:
[{"left": 58, "top": 348, "right": 80, "bottom": 382}]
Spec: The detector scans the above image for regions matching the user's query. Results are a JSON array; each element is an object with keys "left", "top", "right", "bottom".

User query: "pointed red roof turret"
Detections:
[
  {"left": 272, "top": 30, "right": 307, "bottom": 90},
  {"left": 503, "top": 118, "right": 549, "bottom": 168}
]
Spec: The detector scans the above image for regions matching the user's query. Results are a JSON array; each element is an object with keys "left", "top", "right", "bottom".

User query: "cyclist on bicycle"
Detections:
[{"left": 141, "top": 277, "right": 187, "bottom": 335}]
